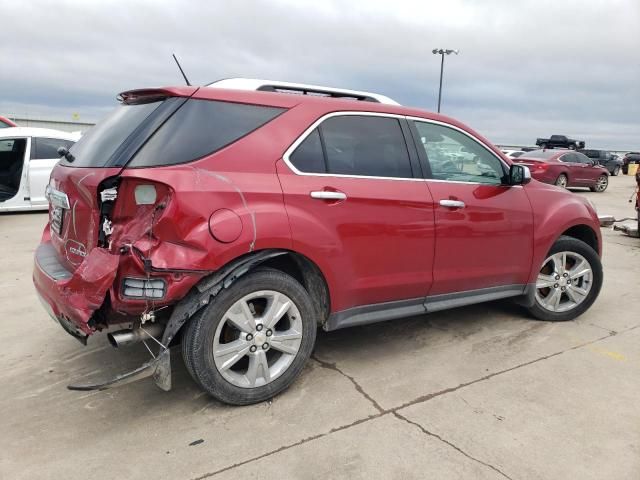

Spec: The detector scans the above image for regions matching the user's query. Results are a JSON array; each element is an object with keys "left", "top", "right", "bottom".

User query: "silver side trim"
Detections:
[{"left": 324, "top": 284, "right": 528, "bottom": 331}]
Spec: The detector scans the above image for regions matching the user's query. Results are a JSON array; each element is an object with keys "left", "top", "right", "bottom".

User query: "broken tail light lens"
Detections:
[
  {"left": 122, "top": 278, "right": 166, "bottom": 299},
  {"left": 134, "top": 184, "right": 157, "bottom": 205}
]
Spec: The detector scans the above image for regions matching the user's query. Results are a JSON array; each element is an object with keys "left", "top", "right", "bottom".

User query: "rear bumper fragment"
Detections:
[{"left": 33, "top": 242, "right": 119, "bottom": 337}]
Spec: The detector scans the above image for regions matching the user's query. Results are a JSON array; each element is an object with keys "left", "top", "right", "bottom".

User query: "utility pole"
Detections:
[{"left": 432, "top": 48, "right": 459, "bottom": 113}]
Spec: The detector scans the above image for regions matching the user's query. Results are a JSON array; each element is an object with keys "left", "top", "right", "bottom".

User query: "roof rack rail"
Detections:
[{"left": 206, "top": 78, "right": 400, "bottom": 105}]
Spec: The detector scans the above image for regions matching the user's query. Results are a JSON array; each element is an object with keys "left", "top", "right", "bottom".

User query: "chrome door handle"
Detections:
[
  {"left": 310, "top": 191, "right": 347, "bottom": 200},
  {"left": 439, "top": 199, "right": 465, "bottom": 208}
]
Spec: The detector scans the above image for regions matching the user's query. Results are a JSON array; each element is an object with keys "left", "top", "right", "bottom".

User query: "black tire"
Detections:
[
  {"left": 555, "top": 174, "right": 568, "bottom": 188},
  {"left": 540, "top": 143, "right": 547, "bottom": 149},
  {"left": 589, "top": 174, "right": 608, "bottom": 192},
  {"left": 181, "top": 308, "right": 206, "bottom": 389},
  {"left": 569, "top": 144, "right": 576, "bottom": 150},
  {"left": 526, "top": 236, "right": 602, "bottom": 322},
  {"left": 612, "top": 165, "right": 620, "bottom": 176},
  {"left": 182, "top": 268, "right": 317, "bottom": 405}
]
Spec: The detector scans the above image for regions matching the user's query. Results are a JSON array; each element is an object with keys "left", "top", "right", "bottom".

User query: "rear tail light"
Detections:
[
  {"left": 122, "top": 278, "right": 166, "bottom": 299},
  {"left": 134, "top": 184, "right": 157, "bottom": 205},
  {"left": 535, "top": 163, "right": 549, "bottom": 171}
]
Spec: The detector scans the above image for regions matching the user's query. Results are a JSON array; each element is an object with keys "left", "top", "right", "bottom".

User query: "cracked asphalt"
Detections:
[{"left": 1, "top": 174, "right": 638, "bottom": 479}]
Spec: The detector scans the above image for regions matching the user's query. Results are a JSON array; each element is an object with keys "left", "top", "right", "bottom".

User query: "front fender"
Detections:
[{"left": 525, "top": 183, "right": 601, "bottom": 284}]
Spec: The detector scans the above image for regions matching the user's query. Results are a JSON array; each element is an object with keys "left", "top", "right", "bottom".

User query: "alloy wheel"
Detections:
[
  {"left": 556, "top": 175, "right": 568, "bottom": 188},
  {"left": 535, "top": 251, "right": 593, "bottom": 313},
  {"left": 212, "top": 290, "right": 303, "bottom": 388},
  {"left": 594, "top": 175, "right": 608, "bottom": 192}
]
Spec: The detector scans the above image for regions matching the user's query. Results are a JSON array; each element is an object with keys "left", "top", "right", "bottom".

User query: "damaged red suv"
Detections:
[{"left": 34, "top": 79, "right": 603, "bottom": 405}]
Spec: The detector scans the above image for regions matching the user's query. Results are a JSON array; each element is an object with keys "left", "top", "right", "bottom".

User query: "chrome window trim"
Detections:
[
  {"left": 282, "top": 111, "right": 422, "bottom": 182},
  {"left": 281, "top": 111, "right": 514, "bottom": 186}
]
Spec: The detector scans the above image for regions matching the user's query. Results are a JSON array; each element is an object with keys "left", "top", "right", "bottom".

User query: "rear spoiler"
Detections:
[{"left": 117, "top": 86, "right": 198, "bottom": 105}]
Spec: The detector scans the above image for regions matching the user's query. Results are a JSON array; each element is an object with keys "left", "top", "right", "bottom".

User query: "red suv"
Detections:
[{"left": 33, "top": 80, "right": 603, "bottom": 405}]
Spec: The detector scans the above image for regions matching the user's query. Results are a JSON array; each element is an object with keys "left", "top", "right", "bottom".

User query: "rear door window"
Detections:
[
  {"left": 129, "top": 99, "right": 285, "bottom": 168},
  {"left": 32, "top": 138, "right": 75, "bottom": 159},
  {"left": 289, "top": 128, "right": 326, "bottom": 173},
  {"left": 321, "top": 116, "right": 413, "bottom": 178},
  {"left": 288, "top": 115, "right": 414, "bottom": 178}
]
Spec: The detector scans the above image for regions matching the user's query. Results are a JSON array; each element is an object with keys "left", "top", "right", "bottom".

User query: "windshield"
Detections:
[{"left": 62, "top": 101, "right": 163, "bottom": 167}]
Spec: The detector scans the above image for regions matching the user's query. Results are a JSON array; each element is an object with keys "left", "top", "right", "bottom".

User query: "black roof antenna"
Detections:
[{"left": 172, "top": 53, "right": 191, "bottom": 86}]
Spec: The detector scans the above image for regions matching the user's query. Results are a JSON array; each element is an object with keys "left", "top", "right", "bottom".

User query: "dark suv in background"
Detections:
[{"left": 580, "top": 149, "right": 623, "bottom": 176}]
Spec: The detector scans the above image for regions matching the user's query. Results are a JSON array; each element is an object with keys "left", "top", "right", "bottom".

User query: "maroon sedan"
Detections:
[{"left": 513, "top": 149, "right": 609, "bottom": 192}]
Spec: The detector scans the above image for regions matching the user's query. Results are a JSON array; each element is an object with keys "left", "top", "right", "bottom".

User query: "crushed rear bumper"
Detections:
[{"left": 33, "top": 242, "right": 119, "bottom": 339}]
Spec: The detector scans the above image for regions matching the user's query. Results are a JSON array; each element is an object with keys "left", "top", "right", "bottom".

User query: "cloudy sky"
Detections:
[{"left": 1, "top": 0, "right": 638, "bottom": 149}]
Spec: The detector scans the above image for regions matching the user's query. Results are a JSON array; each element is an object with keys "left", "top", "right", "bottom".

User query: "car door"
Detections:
[
  {"left": 575, "top": 152, "right": 603, "bottom": 183},
  {"left": 277, "top": 113, "right": 435, "bottom": 313},
  {"left": 558, "top": 152, "right": 585, "bottom": 186},
  {"left": 409, "top": 119, "right": 533, "bottom": 298},
  {"left": 0, "top": 137, "right": 29, "bottom": 209},
  {"left": 28, "top": 137, "right": 73, "bottom": 206}
]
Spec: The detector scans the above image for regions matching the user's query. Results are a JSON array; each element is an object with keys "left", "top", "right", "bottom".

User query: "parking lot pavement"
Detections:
[{"left": 1, "top": 174, "right": 638, "bottom": 480}]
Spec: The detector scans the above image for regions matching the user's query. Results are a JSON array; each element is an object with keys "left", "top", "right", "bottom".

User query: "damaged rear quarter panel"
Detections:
[{"left": 117, "top": 165, "right": 293, "bottom": 272}]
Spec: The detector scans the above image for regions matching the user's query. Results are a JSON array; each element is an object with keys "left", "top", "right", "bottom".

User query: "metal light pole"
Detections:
[{"left": 432, "top": 48, "right": 459, "bottom": 113}]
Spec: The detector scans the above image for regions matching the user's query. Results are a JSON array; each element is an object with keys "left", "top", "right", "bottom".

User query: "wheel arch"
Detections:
[
  {"left": 561, "top": 224, "right": 599, "bottom": 255},
  {"left": 161, "top": 248, "right": 331, "bottom": 347}
]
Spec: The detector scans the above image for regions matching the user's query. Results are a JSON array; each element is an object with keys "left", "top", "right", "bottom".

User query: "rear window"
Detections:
[
  {"left": 62, "top": 101, "right": 163, "bottom": 167},
  {"left": 128, "top": 99, "right": 285, "bottom": 168}
]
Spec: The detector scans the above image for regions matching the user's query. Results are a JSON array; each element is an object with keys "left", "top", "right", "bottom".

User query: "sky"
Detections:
[{"left": 1, "top": 0, "right": 639, "bottom": 149}]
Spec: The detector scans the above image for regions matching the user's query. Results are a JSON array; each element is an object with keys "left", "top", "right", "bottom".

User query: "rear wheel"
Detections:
[
  {"left": 527, "top": 236, "right": 602, "bottom": 321},
  {"left": 182, "top": 268, "right": 317, "bottom": 405},
  {"left": 590, "top": 174, "right": 608, "bottom": 192},
  {"left": 555, "top": 174, "right": 568, "bottom": 188}
]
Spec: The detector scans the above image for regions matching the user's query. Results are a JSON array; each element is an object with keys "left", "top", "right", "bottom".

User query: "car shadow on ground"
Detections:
[{"left": 53, "top": 299, "right": 533, "bottom": 412}]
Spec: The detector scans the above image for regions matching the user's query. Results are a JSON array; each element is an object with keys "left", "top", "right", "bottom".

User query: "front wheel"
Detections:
[
  {"left": 182, "top": 268, "right": 317, "bottom": 405},
  {"left": 569, "top": 144, "right": 576, "bottom": 150},
  {"left": 590, "top": 174, "right": 608, "bottom": 192},
  {"left": 612, "top": 165, "right": 620, "bottom": 176},
  {"left": 527, "top": 236, "right": 602, "bottom": 321}
]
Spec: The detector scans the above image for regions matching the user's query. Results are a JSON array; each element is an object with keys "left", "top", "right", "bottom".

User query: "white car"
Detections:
[{"left": 0, "top": 128, "right": 79, "bottom": 212}]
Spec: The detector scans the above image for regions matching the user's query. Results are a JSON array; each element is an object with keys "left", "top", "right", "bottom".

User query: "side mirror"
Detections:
[{"left": 508, "top": 164, "right": 531, "bottom": 185}]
